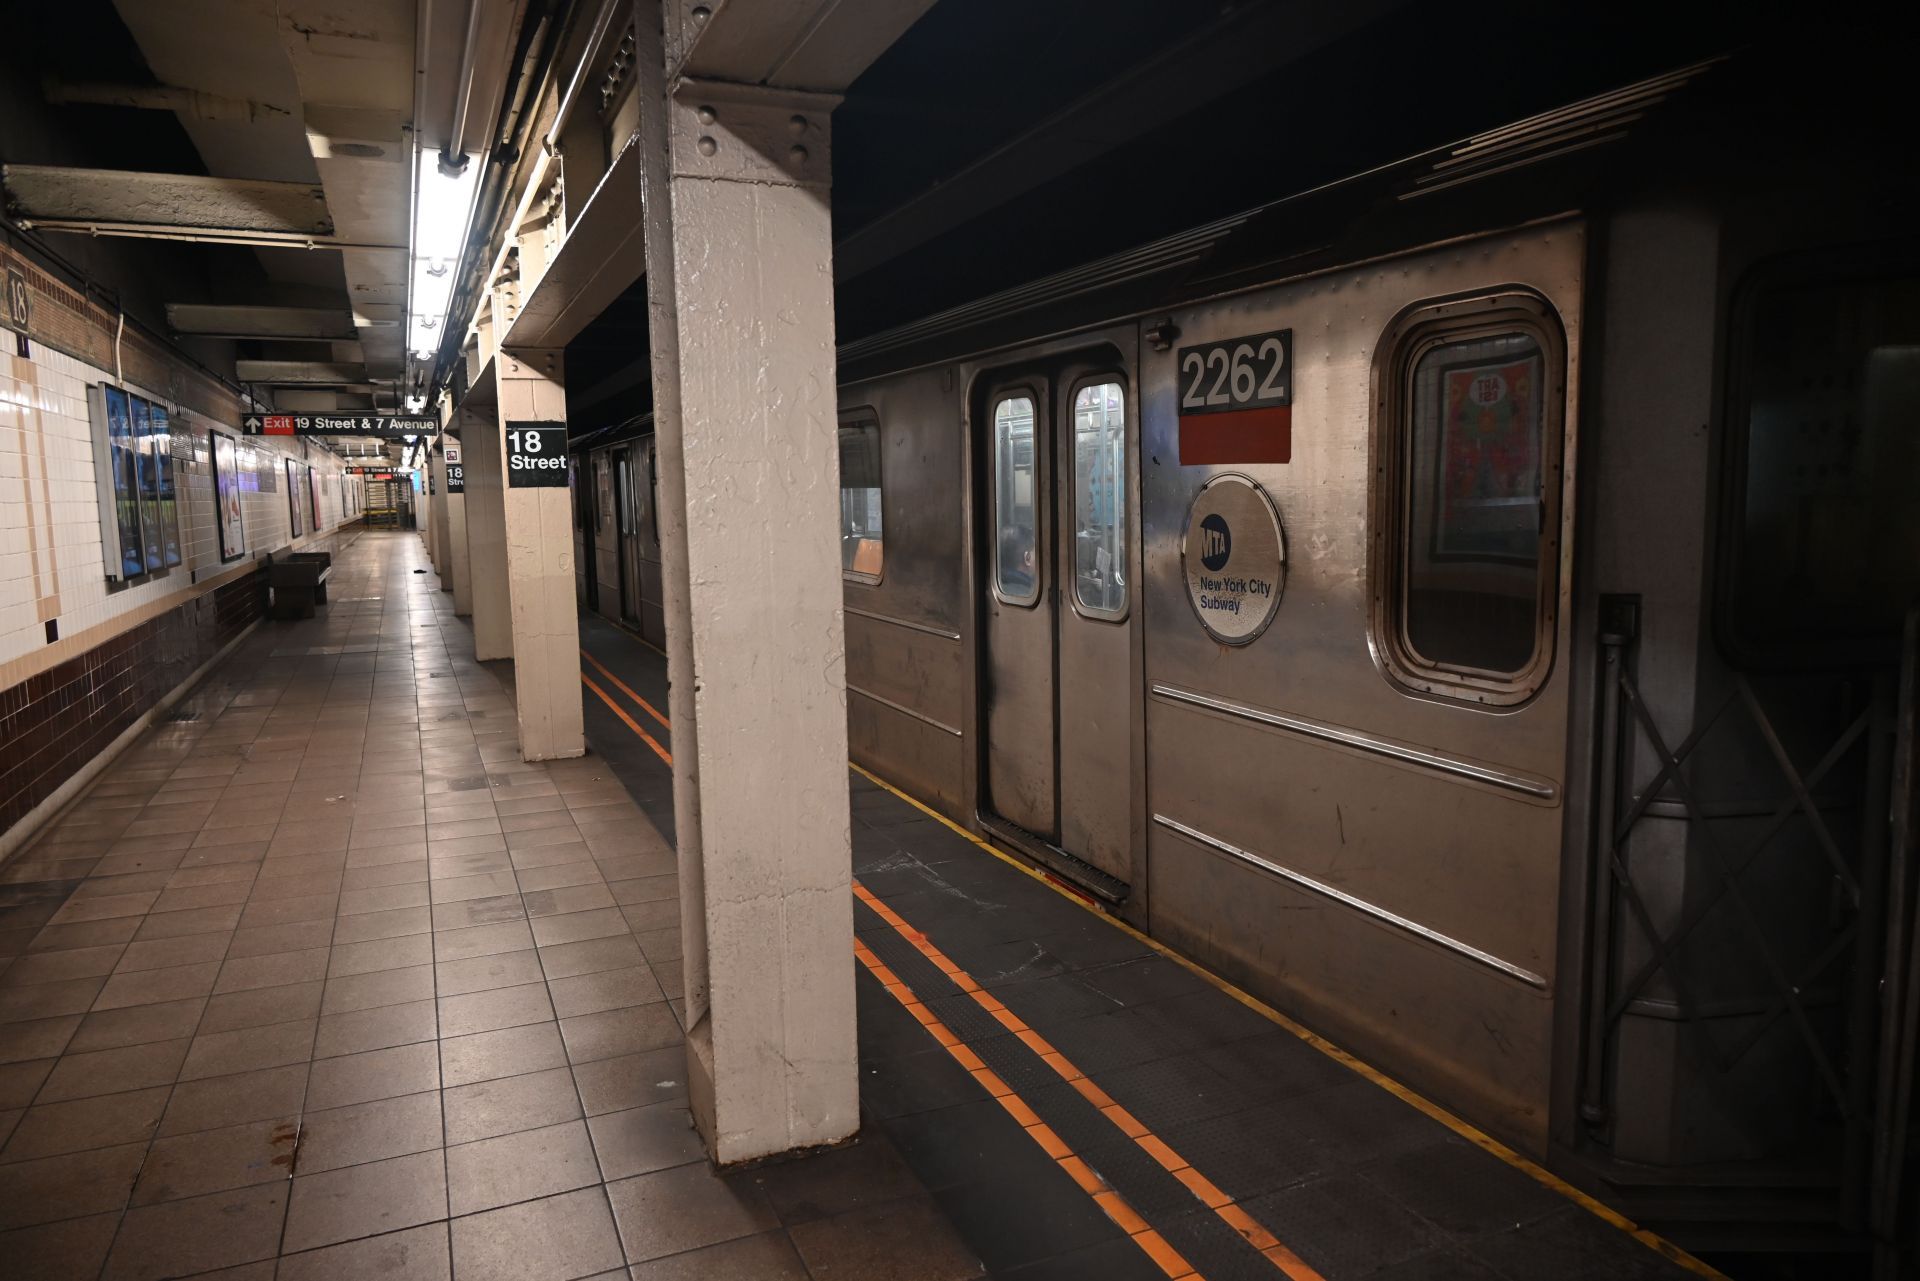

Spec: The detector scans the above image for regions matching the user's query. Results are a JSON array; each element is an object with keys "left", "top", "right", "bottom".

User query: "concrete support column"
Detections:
[
  {"left": 429, "top": 442, "right": 452, "bottom": 587},
  {"left": 464, "top": 409, "right": 513, "bottom": 662},
  {"left": 493, "top": 349, "right": 583, "bottom": 761},
  {"left": 446, "top": 439, "right": 472, "bottom": 617},
  {"left": 419, "top": 458, "right": 437, "bottom": 566},
  {"left": 638, "top": 4, "right": 856, "bottom": 1165}
]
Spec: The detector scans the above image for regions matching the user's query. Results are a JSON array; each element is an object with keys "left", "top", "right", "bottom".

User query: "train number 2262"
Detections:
[{"left": 1177, "top": 328, "right": 1292, "bottom": 415}]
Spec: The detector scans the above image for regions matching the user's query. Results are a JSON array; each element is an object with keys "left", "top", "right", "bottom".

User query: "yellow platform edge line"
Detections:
[{"left": 847, "top": 760, "right": 1730, "bottom": 1281}]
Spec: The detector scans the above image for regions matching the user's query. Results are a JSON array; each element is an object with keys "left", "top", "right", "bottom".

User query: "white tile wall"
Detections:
[{"left": 0, "top": 344, "right": 352, "bottom": 673}]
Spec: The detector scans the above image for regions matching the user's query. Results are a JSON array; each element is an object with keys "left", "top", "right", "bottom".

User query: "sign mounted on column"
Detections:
[
  {"left": 445, "top": 445, "right": 465, "bottom": 494},
  {"left": 504, "top": 421, "right": 568, "bottom": 488}
]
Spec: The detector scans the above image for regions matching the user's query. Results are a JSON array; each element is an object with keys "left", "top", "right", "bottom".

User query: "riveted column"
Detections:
[
  {"left": 638, "top": 3, "right": 856, "bottom": 1165},
  {"left": 463, "top": 407, "right": 513, "bottom": 661},
  {"left": 493, "top": 348, "right": 584, "bottom": 761},
  {"left": 446, "top": 435, "right": 472, "bottom": 617}
]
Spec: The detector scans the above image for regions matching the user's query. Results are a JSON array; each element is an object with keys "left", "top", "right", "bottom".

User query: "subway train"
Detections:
[{"left": 568, "top": 57, "right": 1920, "bottom": 1249}]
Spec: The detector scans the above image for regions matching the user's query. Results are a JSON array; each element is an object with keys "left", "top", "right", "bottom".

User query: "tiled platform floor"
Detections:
[{"left": 0, "top": 532, "right": 978, "bottom": 1281}]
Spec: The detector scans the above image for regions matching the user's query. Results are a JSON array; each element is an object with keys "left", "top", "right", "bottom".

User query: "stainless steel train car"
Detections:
[{"left": 572, "top": 57, "right": 1920, "bottom": 1252}]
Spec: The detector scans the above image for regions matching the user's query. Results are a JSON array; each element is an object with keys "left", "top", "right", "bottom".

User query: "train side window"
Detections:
[
  {"left": 839, "top": 415, "right": 883, "bottom": 582},
  {"left": 1371, "top": 293, "right": 1566, "bottom": 706},
  {"left": 992, "top": 393, "right": 1040, "bottom": 605},
  {"left": 1071, "top": 379, "right": 1127, "bottom": 618},
  {"left": 1721, "top": 255, "right": 1920, "bottom": 666}
]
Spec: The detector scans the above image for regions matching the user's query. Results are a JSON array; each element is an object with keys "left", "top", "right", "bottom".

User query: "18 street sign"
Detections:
[
  {"left": 243, "top": 413, "right": 436, "bottom": 437},
  {"left": 505, "top": 421, "right": 568, "bottom": 488}
]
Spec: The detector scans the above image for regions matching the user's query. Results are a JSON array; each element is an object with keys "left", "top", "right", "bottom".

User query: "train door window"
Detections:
[
  {"left": 992, "top": 393, "right": 1040, "bottom": 604},
  {"left": 1372, "top": 293, "right": 1565, "bottom": 705},
  {"left": 614, "top": 451, "right": 634, "bottom": 537},
  {"left": 1070, "top": 380, "right": 1127, "bottom": 618},
  {"left": 1721, "top": 255, "right": 1920, "bottom": 666},
  {"left": 838, "top": 415, "right": 883, "bottom": 581}
]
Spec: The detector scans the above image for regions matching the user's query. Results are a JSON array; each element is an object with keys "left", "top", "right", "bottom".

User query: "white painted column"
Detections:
[
  {"left": 493, "top": 349, "right": 584, "bottom": 761},
  {"left": 419, "top": 457, "right": 437, "bottom": 563},
  {"left": 430, "top": 443, "right": 452, "bottom": 587},
  {"left": 464, "top": 409, "right": 513, "bottom": 662},
  {"left": 446, "top": 439, "right": 472, "bottom": 617},
  {"left": 638, "top": 10, "right": 856, "bottom": 1165}
]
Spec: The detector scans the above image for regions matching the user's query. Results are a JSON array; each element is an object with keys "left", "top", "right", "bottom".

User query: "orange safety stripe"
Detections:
[
  {"left": 854, "top": 938, "right": 1201, "bottom": 1281},
  {"left": 851, "top": 881, "right": 1325, "bottom": 1281},
  {"left": 580, "top": 648, "right": 672, "bottom": 733},
  {"left": 579, "top": 672, "right": 672, "bottom": 767}
]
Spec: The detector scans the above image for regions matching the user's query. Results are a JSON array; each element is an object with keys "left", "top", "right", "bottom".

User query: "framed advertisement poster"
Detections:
[
  {"left": 307, "top": 465, "right": 322, "bottom": 531},
  {"left": 286, "top": 459, "right": 303, "bottom": 537},
  {"left": 128, "top": 396, "right": 164, "bottom": 573},
  {"left": 1430, "top": 353, "right": 1543, "bottom": 564},
  {"left": 102, "top": 385, "right": 145, "bottom": 578},
  {"left": 149, "top": 402, "right": 183, "bottom": 568},
  {"left": 212, "top": 430, "right": 246, "bottom": 562}
]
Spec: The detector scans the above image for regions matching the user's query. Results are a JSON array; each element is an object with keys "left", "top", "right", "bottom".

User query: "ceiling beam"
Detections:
[
  {"left": 167, "top": 304, "right": 358, "bottom": 341},
  {"left": 42, "top": 77, "right": 290, "bottom": 125},
  {"left": 4, "top": 164, "right": 331, "bottom": 236},
  {"left": 234, "top": 359, "right": 369, "bottom": 386},
  {"left": 668, "top": 0, "right": 938, "bottom": 91}
]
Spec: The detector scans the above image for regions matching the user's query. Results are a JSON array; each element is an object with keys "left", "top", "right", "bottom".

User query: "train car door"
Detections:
[{"left": 979, "top": 352, "right": 1134, "bottom": 892}]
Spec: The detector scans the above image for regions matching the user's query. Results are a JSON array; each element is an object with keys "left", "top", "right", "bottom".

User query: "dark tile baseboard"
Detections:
[{"left": 0, "top": 570, "right": 266, "bottom": 837}]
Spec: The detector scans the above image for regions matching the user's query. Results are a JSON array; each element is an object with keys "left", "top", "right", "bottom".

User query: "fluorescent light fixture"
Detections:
[{"left": 407, "top": 147, "right": 481, "bottom": 361}]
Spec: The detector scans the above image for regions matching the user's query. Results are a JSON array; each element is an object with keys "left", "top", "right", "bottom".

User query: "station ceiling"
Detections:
[{"left": 3, "top": 0, "right": 1768, "bottom": 440}]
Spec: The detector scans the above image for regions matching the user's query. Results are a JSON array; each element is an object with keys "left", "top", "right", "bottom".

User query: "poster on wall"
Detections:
[
  {"left": 286, "top": 458, "right": 304, "bottom": 537},
  {"left": 102, "top": 386, "right": 144, "bottom": 578},
  {"left": 307, "top": 465, "right": 322, "bottom": 531},
  {"left": 1431, "top": 355, "right": 1543, "bottom": 563},
  {"left": 212, "top": 430, "right": 246, "bottom": 562},
  {"left": 128, "top": 396, "right": 164, "bottom": 573},
  {"left": 149, "top": 402, "right": 182, "bottom": 568}
]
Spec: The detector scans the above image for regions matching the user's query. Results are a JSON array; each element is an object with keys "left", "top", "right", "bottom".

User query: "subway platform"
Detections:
[{"left": 0, "top": 531, "right": 1715, "bottom": 1280}]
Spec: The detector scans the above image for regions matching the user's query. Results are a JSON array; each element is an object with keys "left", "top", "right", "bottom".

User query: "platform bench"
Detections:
[{"left": 269, "top": 553, "right": 333, "bottom": 620}]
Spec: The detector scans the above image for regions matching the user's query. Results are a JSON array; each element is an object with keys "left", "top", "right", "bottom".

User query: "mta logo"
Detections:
[{"left": 1199, "top": 514, "right": 1231, "bottom": 571}]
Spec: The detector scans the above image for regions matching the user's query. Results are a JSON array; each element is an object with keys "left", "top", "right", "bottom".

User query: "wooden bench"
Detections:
[{"left": 269, "top": 552, "right": 333, "bottom": 620}]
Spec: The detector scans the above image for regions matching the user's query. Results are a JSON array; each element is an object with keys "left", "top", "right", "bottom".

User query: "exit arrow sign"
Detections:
[{"left": 242, "top": 413, "right": 436, "bottom": 437}]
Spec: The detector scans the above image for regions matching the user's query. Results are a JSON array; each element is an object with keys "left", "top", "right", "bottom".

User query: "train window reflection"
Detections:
[
  {"left": 839, "top": 417, "right": 883, "bottom": 581},
  {"left": 1072, "top": 381, "right": 1127, "bottom": 617},
  {"left": 1402, "top": 332, "right": 1546, "bottom": 675},
  {"left": 993, "top": 394, "right": 1039, "bottom": 604}
]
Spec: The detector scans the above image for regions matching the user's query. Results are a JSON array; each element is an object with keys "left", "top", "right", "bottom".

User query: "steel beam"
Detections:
[
  {"left": 234, "top": 360, "right": 369, "bottom": 386},
  {"left": 167, "top": 304, "right": 358, "bottom": 341},
  {"left": 667, "top": 0, "right": 937, "bottom": 91},
  {"left": 3, "top": 164, "right": 333, "bottom": 238}
]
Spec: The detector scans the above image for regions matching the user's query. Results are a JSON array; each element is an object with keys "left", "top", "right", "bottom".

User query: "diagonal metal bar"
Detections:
[
  {"left": 1738, "top": 678, "right": 1864, "bottom": 902},
  {"left": 1611, "top": 685, "right": 1740, "bottom": 840},
  {"left": 1607, "top": 703, "right": 1870, "bottom": 1022},
  {"left": 1602, "top": 674, "right": 1734, "bottom": 1048},
  {"left": 1723, "top": 924, "right": 1858, "bottom": 1068},
  {"left": 1626, "top": 688, "right": 1855, "bottom": 1113}
]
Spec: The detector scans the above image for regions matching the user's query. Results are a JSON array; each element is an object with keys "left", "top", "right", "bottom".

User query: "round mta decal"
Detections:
[{"left": 1182, "top": 475, "right": 1285, "bottom": 645}]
